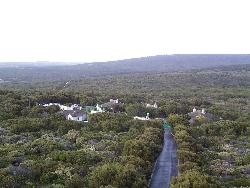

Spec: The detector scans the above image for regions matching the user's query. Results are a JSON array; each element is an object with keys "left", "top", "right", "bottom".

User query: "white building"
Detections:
[
  {"left": 64, "top": 110, "right": 87, "bottom": 122},
  {"left": 191, "top": 107, "right": 206, "bottom": 114},
  {"left": 42, "top": 103, "right": 82, "bottom": 111},
  {"left": 188, "top": 107, "right": 218, "bottom": 125},
  {"left": 109, "top": 99, "right": 119, "bottom": 104},
  {"left": 146, "top": 102, "right": 158, "bottom": 108},
  {"left": 134, "top": 113, "right": 150, "bottom": 121},
  {"left": 90, "top": 104, "right": 105, "bottom": 114},
  {"left": 90, "top": 99, "right": 119, "bottom": 114}
]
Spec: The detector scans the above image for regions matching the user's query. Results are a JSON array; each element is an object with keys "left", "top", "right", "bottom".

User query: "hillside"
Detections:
[{"left": 0, "top": 54, "right": 250, "bottom": 82}]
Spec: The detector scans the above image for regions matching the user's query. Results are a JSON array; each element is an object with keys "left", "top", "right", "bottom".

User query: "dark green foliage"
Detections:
[
  {"left": 171, "top": 169, "right": 219, "bottom": 188},
  {"left": 0, "top": 64, "right": 249, "bottom": 187},
  {"left": 0, "top": 90, "right": 163, "bottom": 187}
]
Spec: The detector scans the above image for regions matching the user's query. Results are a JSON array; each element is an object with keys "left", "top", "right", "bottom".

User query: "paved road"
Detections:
[{"left": 150, "top": 129, "right": 178, "bottom": 188}]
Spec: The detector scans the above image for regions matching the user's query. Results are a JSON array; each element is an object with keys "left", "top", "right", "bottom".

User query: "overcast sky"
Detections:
[{"left": 0, "top": 0, "right": 250, "bottom": 63}]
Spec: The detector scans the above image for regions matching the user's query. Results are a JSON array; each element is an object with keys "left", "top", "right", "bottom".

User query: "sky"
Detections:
[{"left": 0, "top": 0, "right": 250, "bottom": 63}]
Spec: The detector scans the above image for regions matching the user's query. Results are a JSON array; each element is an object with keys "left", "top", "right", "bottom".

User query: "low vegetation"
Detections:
[{"left": 0, "top": 64, "right": 250, "bottom": 187}]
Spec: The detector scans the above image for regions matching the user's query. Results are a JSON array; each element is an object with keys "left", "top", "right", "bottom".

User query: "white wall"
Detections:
[{"left": 67, "top": 114, "right": 84, "bottom": 121}]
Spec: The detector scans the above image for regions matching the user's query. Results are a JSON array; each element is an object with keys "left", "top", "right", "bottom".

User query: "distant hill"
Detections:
[
  {"left": 0, "top": 54, "right": 250, "bottom": 82},
  {"left": 0, "top": 61, "right": 78, "bottom": 68}
]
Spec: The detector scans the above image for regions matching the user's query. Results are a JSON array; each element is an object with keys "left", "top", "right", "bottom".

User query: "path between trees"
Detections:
[{"left": 149, "top": 128, "right": 178, "bottom": 188}]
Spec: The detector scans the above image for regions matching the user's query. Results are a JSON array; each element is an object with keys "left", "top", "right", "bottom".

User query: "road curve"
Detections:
[{"left": 149, "top": 129, "right": 178, "bottom": 188}]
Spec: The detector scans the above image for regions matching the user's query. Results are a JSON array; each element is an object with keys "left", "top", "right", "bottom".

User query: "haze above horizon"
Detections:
[{"left": 0, "top": 0, "right": 250, "bottom": 63}]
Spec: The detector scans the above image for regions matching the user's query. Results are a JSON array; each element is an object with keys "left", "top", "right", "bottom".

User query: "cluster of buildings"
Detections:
[
  {"left": 41, "top": 99, "right": 120, "bottom": 122},
  {"left": 42, "top": 100, "right": 219, "bottom": 125},
  {"left": 43, "top": 103, "right": 82, "bottom": 111},
  {"left": 134, "top": 107, "right": 219, "bottom": 124},
  {"left": 41, "top": 99, "right": 160, "bottom": 122}
]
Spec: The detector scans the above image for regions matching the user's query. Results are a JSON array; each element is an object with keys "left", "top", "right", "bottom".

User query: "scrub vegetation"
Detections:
[{"left": 0, "top": 64, "right": 249, "bottom": 187}]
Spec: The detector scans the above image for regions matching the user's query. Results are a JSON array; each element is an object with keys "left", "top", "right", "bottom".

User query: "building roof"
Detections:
[
  {"left": 85, "top": 106, "right": 96, "bottom": 108},
  {"left": 63, "top": 110, "right": 86, "bottom": 118}
]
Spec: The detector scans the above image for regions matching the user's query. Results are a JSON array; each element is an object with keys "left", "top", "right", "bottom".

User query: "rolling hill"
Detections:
[{"left": 0, "top": 54, "right": 250, "bottom": 82}]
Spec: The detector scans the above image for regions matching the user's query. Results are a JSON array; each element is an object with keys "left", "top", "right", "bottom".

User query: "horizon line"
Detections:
[{"left": 1, "top": 54, "right": 250, "bottom": 64}]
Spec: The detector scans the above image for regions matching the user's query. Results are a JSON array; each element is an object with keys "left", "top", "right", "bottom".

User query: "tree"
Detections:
[
  {"left": 171, "top": 170, "right": 216, "bottom": 188},
  {"left": 88, "top": 163, "right": 121, "bottom": 187},
  {"left": 64, "top": 129, "right": 80, "bottom": 143},
  {"left": 125, "top": 104, "right": 147, "bottom": 117},
  {"left": 168, "top": 114, "right": 189, "bottom": 126}
]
